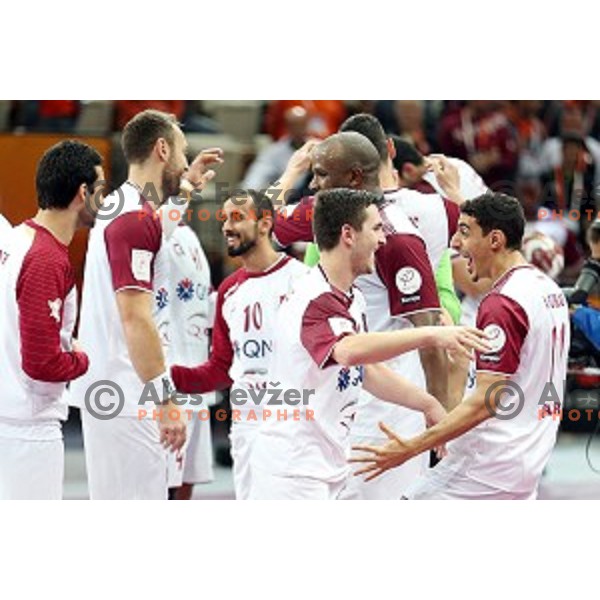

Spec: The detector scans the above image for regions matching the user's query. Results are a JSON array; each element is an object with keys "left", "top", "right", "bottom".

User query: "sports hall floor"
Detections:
[{"left": 62, "top": 416, "right": 600, "bottom": 500}]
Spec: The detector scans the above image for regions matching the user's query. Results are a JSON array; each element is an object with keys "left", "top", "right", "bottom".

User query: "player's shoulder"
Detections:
[
  {"left": 283, "top": 265, "right": 330, "bottom": 305},
  {"left": 481, "top": 265, "right": 561, "bottom": 316},
  {"left": 378, "top": 199, "right": 422, "bottom": 238},
  {"left": 103, "top": 196, "right": 162, "bottom": 253},
  {"left": 217, "top": 268, "right": 247, "bottom": 300},
  {"left": 284, "top": 255, "right": 311, "bottom": 278}
]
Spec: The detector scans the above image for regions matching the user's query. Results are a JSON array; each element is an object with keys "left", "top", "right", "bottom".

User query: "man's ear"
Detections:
[
  {"left": 490, "top": 229, "right": 505, "bottom": 251},
  {"left": 155, "top": 137, "right": 170, "bottom": 163},
  {"left": 387, "top": 138, "right": 396, "bottom": 160},
  {"left": 340, "top": 223, "right": 354, "bottom": 246},
  {"left": 259, "top": 213, "right": 274, "bottom": 236},
  {"left": 349, "top": 167, "right": 363, "bottom": 189}
]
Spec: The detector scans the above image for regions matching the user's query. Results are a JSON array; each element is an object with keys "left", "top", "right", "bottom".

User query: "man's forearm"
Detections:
[
  {"left": 406, "top": 391, "right": 490, "bottom": 458},
  {"left": 364, "top": 364, "right": 439, "bottom": 414},
  {"left": 266, "top": 167, "right": 304, "bottom": 207},
  {"left": 419, "top": 346, "right": 450, "bottom": 409},
  {"left": 121, "top": 314, "right": 167, "bottom": 383},
  {"left": 333, "top": 328, "right": 437, "bottom": 367}
]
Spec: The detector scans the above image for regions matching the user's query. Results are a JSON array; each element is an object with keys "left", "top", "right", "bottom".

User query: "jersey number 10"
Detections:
[{"left": 243, "top": 302, "right": 263, "bottom": 332}]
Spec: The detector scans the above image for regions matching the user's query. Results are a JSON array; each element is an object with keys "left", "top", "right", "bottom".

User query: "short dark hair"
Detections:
[
  {"left": 35, "top": 140, "right": 102, "bottom": 210},
  {"left": 314, "top": 188, "right": 381, "bottom": 251},
  {"left": 122, "top": 109, "right": 178, "bottom": 164},
  {"left": 390, "top": 135, "right": 424, "bottom": 172},
  {"left": 339, "top": 113, "right": 388, "bottom": 162},
  {"left": 461, "top": 192, "right": 525, "bottom": 251}
]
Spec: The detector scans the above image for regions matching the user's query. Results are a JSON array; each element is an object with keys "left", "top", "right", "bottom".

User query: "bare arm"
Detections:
[
  {"left": 265, "top": 140, "right": 318, "bottom": 207},
  {"left": 408, "top": 310, "right": 450, "bottom": 410},
  {"left": 116, "top": 289, "right": 185, "bottom": 451},
  {"left": 351, "top": 372, "right": 505, "bottom": 480},
  {"left": 116, "top": 289, "right": 166, "bottom": 382},
  {"left": 363, "top": 363, "right": 446, "bottom": 426},
  {"left": 331, "top": 325, "right": 489, "bottom": 368}
]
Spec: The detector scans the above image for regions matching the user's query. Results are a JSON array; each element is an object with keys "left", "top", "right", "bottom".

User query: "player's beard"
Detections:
[
  {"left": 227, "top": 236, "right": 257, "bottom": 257},
  {"left": 161, "top": 161, "right": 183, "bottom": 201}
]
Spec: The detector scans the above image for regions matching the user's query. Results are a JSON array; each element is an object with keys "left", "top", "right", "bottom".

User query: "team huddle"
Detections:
[{"left": 0, "top": 110, "right": 569, "bottom": 500}]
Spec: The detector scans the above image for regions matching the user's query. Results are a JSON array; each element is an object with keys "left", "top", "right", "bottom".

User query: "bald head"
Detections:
[{"left": 310, "top": 132, "right": 380, "bottom": 192}]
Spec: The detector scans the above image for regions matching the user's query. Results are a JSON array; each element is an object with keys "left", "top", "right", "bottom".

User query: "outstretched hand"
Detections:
[{"left": 350, "top": 422, "right": 416, "bottom": 481}]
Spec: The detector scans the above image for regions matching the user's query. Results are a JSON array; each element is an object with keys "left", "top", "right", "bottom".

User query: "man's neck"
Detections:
[
  {"left": 32, "top": 209, "right": 77, "bottom": 246},
  {"left": 127, "top": 165, "right": 165, "bottom": 210},
  {"left": 242, "top": 243, "right": 281, "bottom": 273},
  {"left": 319, "top": 252, "right": 354, "bottom": 293},
  {"left": 489, "top": 251, "right": 528, "bottom": 285},
  {"left": 379, "top": 162, "right": 398, "bottom": 191}
]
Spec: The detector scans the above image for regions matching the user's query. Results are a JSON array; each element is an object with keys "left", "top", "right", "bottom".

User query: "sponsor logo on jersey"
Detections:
[
  {"left": 176, "top": 278, "right": 195, "bottom": 301},
  {"left": 483, "top": 324, "right": 507, "bottom": 353},
  {"left": 395, "top": 267, "right": 422, "bottom": 295}
]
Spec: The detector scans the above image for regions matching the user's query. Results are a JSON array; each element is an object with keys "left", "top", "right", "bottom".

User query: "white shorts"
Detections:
[
  {"left": 404, "top": 460, "right": 537, "bottom": 500},
  {"left": 81, "top": 412, "right": 170, "bottom": 500},
  {"left": 341, "top": 433, "right": 428, "bottom": 500},
  {"left": 0, "top": 420, "right": 63, "bottom": 500},
  {"left": 167, "top": 415, "right": 214, "bottom": 488},
  {"left": 250, "top": 464, "right": 347, "bottom": 500},
  {"left": 229, "top": 421, "right": 262, "bottom": 500}
]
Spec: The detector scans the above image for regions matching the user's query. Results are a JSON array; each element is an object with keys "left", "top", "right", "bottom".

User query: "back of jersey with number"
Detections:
[{"left": 452, "top": 265, "right": 569, "bottom": 495}]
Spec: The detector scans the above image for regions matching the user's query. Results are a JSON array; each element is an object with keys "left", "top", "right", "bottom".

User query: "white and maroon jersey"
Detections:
[
  {"left": 172, "top": 254, "right": 308, "bottom": 417},
  {"left": 253, "top": 266, "right": 368, "bottom": 482},
  {"left": 390, "top": 158, "right": 488, "bottom": 270},
  {"left": 157, "top": 223, "right": 215, "bottom": 408},
  {"left": 384, "top": 188, "right": 461, "bottom": 271},
  {"left": 353, "top": 198, "right": 441, "bottom": 438},
  {"left": 0, "top": 220, "right": 88, "bottom": 422},
  {"left": 449, "top": 264, "right": 569, "bottom": 495},
  {"left": 71, "top": 183, "right": 170, "bottom": 416},
  {"left": 421, "top": 157, "right": 488, "bottom": 201}
]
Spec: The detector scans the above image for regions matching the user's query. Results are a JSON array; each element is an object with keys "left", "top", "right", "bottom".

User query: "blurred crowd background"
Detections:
[{"left": 1, "top": 99, "right": 599, "bottom": 285}]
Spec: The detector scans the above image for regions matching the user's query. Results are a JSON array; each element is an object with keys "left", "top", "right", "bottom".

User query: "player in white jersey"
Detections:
[
  {"left": 250, "top": 189, "right": 490, "bottom": 500},
  {"left": 269, "top": 132, "right": 453, "bottom": 499},
  {"left": 0, "top": 140, "right": 104, "bottom": 499},
  {"left": 72, "top": 109, "right": 222, "bottom": 499},
  {"left": 158, "top": 219, "right": 216, "bottom": 500},
  {"left": 352, "top": 193, "right": 569, "bottom": 499},
  {"left": 172, "top": 193, "right": 308, "bottom": 499}
]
